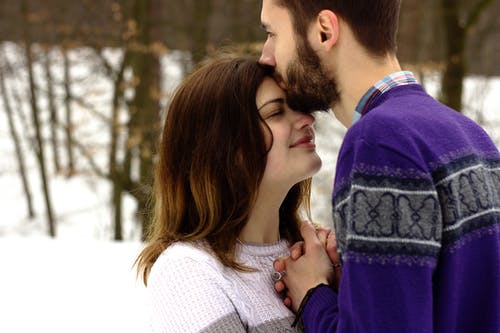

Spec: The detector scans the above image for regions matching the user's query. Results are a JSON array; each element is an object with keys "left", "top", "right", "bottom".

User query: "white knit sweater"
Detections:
[{"left": 147, "top": 240, "right": 301, "bottom": 332}]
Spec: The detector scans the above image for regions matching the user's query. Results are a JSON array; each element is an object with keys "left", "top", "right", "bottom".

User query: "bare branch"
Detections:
[{"left": 465, "top": 0, "right": 496, "bottom": 31}]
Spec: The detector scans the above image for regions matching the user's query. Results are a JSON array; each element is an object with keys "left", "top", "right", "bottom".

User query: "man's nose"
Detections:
[{"left": 259, "top": 41, "right": 276, "bottom": 67}]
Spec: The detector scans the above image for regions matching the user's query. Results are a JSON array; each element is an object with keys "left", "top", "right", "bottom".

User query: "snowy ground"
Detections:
[
  {"left": 0, "top": 237, "right": 148, "bottom": 332},
  {"left": 0, "top": 44, "right": 499, "bottom": 332}
]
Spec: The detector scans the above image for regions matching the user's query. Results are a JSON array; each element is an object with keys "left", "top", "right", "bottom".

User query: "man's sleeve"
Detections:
[{"left": 301, "top": 133, "right": 442, "bottom": 333}]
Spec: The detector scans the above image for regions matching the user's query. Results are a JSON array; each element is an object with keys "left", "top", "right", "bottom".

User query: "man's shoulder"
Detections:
[{"left": 349, "top": 91, "right": 483, "bottom": 147}]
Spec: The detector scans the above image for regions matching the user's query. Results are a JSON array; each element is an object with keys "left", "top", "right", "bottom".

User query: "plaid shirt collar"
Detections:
[{"left": 351, "top": 71, "right": 418, "bottom": 125}]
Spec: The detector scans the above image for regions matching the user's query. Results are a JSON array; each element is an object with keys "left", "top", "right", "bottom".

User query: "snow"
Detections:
[
  {"left": 0, "top": 237, "right": 147, "bottom": 333},
  {"left": 0, "top": 44, "right": 499, "bottom": 332},
  {"left": 0, "top": 44, "right": 153, "bottom": 333}
]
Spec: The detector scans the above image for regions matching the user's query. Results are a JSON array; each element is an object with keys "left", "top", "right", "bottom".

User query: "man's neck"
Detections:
[{"left": 331, "top": 51, "right": 401, "bottom": 128}]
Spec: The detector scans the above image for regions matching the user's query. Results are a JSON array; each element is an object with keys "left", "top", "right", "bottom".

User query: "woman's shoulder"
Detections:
[
  {"left": 147, "top": 242, "right": 247, "bottom": 333},
  {"left": 150, "top": 241, "right": 224, "bottom": 280},
  {"left": 161, "top": 240, "right": 213, "bottom": 260}
]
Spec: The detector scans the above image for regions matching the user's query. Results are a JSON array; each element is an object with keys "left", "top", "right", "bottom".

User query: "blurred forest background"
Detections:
[{"left": 1, "top": 0, "right": 499, "bottom": 241}]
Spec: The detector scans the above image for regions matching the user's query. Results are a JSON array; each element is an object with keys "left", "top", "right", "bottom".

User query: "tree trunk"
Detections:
[
  {"left": 440, "top": 0, "right": 496, "bottom": 113},
  {"left": 43, "top": 48, "right": 62, "bottom": 174},
  {"left": 191, "top": 1, "right": 213, "bottom": 64},
  {"left": 440, "top": 0, "right": 465, "bottom": 112},
  {"left": 21, "top": 0, "right": 56, "bottom": 236},
  {"left": 0, "top": 63, "right": 35, "bottom": 219},
  {"left": 63, "top": 47, "right": 75, "bottom": 176},
  {"left": 127, "top": 0, "right": 161, "bottom": 240},
  {"left": 109, "top": 53, "right": 129, "bottom": 241}
]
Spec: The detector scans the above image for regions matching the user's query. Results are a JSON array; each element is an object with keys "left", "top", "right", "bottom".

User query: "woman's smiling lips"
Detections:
[{"left": 290, "top": 135, "right": 315, "bottom": 148}]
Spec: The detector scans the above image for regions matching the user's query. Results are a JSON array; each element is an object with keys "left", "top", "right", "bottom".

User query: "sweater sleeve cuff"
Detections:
[{"left": 301, "top": 284, "right": 339, "bottom": 329}]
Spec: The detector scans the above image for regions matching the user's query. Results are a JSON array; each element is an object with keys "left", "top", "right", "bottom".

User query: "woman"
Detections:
[{"left": 136, "top": 55, "right": 323, "bottom": 332}]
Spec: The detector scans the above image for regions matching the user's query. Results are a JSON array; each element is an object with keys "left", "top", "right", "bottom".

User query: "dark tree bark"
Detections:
[
  {"left": 21, "top": 0, "right": 56, "bottom": 236},
  {"left": 0, "top": 61, "right": 35, "bottom": 219},
  {"left": 62, "top": 47, "right": 75, "bottom": 176},
  {"left": 440, "top": 0, "right": 496, "bottom": 112},
  {"left": 191, "top": 1, "right": 214, "bottom": 64},
  {"left": 43, "top": 48, "right": 62, "bottom": 174},
  {"left": 126, "top": 0, "right": 161, "bottom": 240},
  {"left": 108, "top": 52, "right": 129, "bottom": 241}
]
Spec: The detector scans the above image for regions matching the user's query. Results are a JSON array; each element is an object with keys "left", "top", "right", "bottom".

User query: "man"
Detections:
[{"left": 259, "top": 1, "right": 500, "bottom": 332}]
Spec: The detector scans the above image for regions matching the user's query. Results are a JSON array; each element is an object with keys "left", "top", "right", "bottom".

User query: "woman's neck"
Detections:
[{"left": 238, "top": 187, "right": 284, "bottom": 244}]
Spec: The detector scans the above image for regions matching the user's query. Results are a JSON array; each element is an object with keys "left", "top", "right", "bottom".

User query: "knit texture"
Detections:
[
  {"left": 148, "top": 240, "right": 301, "bottom": 332},
  {"left": 301, "top": 84, "right": 500, "bottom": 333}
]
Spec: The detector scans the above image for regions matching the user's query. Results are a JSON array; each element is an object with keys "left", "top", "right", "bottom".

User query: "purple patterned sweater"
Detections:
[{"left": 302, "top": 84, "right": 500, "bottom": 332}]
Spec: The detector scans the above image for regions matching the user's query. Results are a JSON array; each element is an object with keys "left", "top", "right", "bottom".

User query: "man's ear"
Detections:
[{"left": 316, "top": 10, "right": 339, "bottom": 50}]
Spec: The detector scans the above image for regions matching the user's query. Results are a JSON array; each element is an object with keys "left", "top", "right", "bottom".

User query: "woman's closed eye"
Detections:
[
  {"left": 266, "top": 108, "right": 284, "bottom": 119},
  {"left": 258, "top": 98, "right": 285, "bottom": 119}
]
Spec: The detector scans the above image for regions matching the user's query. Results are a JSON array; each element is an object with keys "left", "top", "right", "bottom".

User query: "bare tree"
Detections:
[
  {"left": 84, "top": 0, "right": 162, "bottom": 240},
  {"left": 21, "top": 0, "right": 56, "bottom": 237},
  {"left": 439, "top": 0, "right": 497, "bottom": 112},
  {"left": 0, "top": 54, "right": 35, "bottom": 219},
  {"left": 100, "top": 49, "right": 129, "bottom": 241},
  {"left": 62, "top": 46, "right": 75, "bottom": 176},
  {"left": 124, "top": 0, "right": 161, "bottom": 239},
  {"left": 43, "top": 47, "right": 62, "bottom": 174}
]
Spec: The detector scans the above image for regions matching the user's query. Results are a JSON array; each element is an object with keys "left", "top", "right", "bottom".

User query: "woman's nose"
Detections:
[{"left": 294, "top": 112, "right": 315, "bottom": 129}]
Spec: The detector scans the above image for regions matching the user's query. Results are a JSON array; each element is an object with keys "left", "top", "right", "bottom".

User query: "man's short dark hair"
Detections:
[{"left": 276, "top": 0, "right": 401, "bottom": 56}]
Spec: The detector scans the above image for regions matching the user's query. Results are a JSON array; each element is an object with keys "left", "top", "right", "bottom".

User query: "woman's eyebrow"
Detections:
[{"left": 258, "top": 98, "right": 284, "bottom": 111}]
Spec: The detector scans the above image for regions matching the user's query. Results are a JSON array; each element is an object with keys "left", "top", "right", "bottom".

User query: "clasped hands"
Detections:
[{"left": 273, "top": 221, "right": 341, "bottom": 312}]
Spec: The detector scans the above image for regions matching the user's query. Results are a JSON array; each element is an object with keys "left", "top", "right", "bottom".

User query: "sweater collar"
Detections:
[{"left": 352, "top": 71, "right": 418, "bottom": 125}]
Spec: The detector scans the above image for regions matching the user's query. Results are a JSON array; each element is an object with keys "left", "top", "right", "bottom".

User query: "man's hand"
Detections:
[{"left": 273, "top": 222, "right": 336, "bottom": 312}]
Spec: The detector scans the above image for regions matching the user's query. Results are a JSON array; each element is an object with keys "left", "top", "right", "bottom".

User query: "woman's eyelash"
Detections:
[{"left": 268, "top": 108, "right": 284, "bottom": 117}]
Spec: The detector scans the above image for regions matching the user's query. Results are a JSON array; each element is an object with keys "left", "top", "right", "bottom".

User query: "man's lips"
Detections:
[{"left": 290, "top": 135, "right": 315, "bottom": 148}]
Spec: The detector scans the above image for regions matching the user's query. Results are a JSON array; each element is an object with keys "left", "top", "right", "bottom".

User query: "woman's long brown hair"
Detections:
[{"left": 136, "top": 56, "right": 312, "bottom": 285}]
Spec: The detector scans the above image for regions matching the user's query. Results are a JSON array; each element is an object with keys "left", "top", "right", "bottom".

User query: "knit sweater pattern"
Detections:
[
  {"left": 148, "top": 240, "right": 300, "bottom": 332},
  {"left": 302, "top": 84, "right": 500, "bottom": 333}
]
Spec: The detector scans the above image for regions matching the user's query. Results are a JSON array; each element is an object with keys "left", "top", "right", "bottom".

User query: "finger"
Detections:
[
  {"left": 316, "top": 226, "right": 332, "bottom": 235},
  {"left": 284, "top": 296, "right": 292, "bottom": 309},
  {"left": 290, "top": 241, "right": 304, "bottom": 260},
  {"left": 326, "top": 232, "right": 340, "bottom": 264},
  {"left": 273, "top": 257, "right": 286, "bottom": 272},
  {"left": 274, "top": 280, "right": 286, "bottom": 293},
  {"left": 316, "top": 228, "right": 330, "bottom": 247},
  {"left": 300, "top": 221, "right": 322, "bottom": 252}
]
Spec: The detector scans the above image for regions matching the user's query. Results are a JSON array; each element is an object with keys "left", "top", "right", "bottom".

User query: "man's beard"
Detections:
[{"left": 281, "top": 39, "right": 340, "bottom": 113}]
